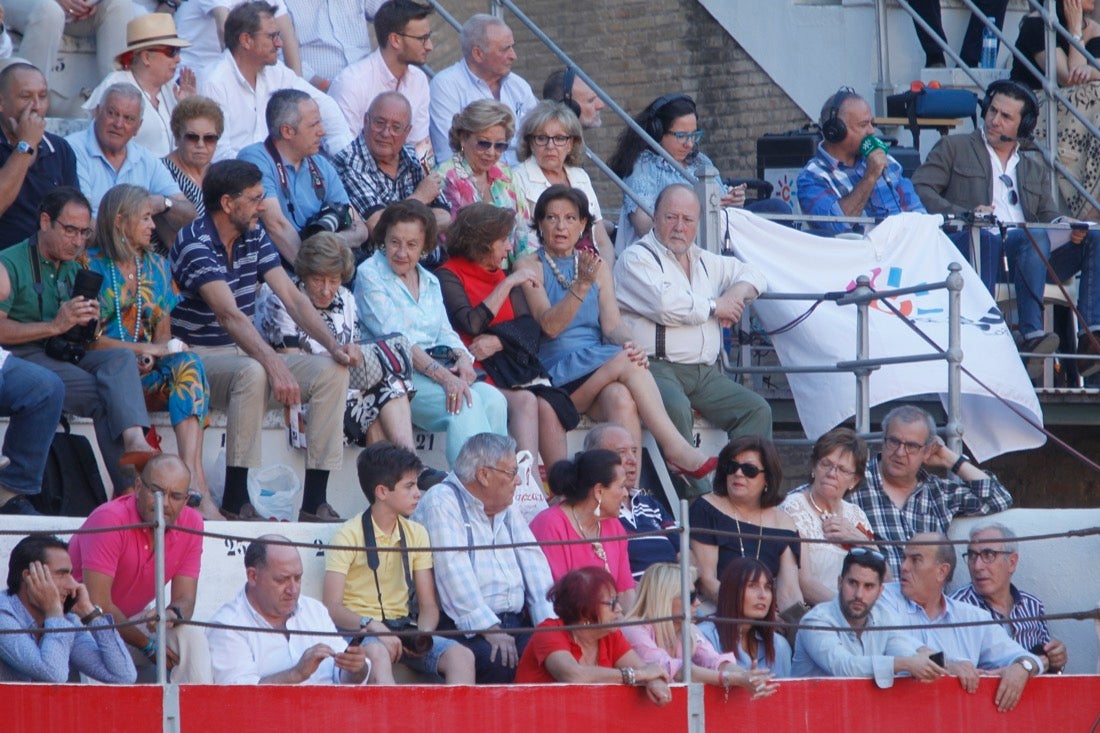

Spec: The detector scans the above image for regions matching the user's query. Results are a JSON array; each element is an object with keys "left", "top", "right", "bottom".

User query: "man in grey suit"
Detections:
[{"left": 912, "top": 80, "right": 1100, "bottom": 379}]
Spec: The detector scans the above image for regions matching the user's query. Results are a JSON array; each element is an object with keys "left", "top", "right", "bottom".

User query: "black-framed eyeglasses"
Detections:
[
  {"left": 473, "top": 139, "right": 509, "bottom": 153},
  {"left": 724, "top": 461, "right": 763, "bottom": 479},
  {"left": 397, "top": 31, "right": 433, "bottom": 44},
  {"left": 599, "top": 596, "right": 621, "bottom": 610},
  {"left": 252, "top": 30, "right": 282, "bottom": 41},
  {"left": 531, "top": 134, "right": 573, "bottom": 147},
  {"left": 51, "top": 219, "right": 93, "bottom": 239},
  {"left": 484, "top": 465, "right": 519, "bottom": 480},
  {"left": 884, "top": 435, "right": 927, "bottom": 455},
  {"left": 963, "top": 548, "right": 1013, "bottom": 564},
  {"left": 998, "top": 174, "right": 1019, "bottom": 206}
]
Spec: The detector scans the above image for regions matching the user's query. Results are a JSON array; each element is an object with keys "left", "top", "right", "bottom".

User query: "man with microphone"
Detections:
[
  {"left": 797, "top": 87, "right": 926, "bottom": 235},
  {"left": 912, "top": 80, "right": 1100, "bottom": 379}
]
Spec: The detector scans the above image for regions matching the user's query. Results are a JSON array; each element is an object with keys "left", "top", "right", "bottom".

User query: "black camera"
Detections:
[
  {"left": 382, "top": 617, "right": 433, "bottom": 656},
  {"left": 300, "top": 204, "right": 352, "bottom": 240},
  {"left": 44, "top": 269, "right": 104, "bottom": 364}
]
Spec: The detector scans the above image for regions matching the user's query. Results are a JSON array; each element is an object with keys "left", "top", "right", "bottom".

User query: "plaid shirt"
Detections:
[
  {"left": 849, "top": 454, "right": 1012, "bottom": 577},
  {"left": 950, "top": 583, "right": 1051, "bottom": 653},
  {"left": 332, "top": 137, "right": 449, "bottom": 224}
]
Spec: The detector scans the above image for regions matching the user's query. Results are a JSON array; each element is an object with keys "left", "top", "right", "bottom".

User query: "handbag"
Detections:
[{"left": 348, "top": 333, "right": 414, "bottom": 392}]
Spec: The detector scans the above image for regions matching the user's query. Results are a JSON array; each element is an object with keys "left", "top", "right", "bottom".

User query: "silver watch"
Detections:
[{"left": 1017, "top": 657, "right": 1038, "bottom": 675}]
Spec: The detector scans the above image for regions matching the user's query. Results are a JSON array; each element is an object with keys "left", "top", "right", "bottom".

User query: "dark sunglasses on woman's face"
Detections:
[
  {"left": 724, "top": 461, "right": 763, "bottom": 479},
  {"left": 150, "top": 46, "right": 182, "bottom": 58},
  {"left": 184, "top": 132, "right": 220, "bottom": 145},
  {"left": 474, "top": 139, "right": 509, "bottom": 153}
]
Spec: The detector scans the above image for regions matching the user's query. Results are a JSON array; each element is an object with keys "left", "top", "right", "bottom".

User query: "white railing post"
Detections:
[
  {"left": 694, "top": 163, "right": 724, "bottom": 255},
  {"left": 945, "top": 263, "right": 965, "bottom": 455}
]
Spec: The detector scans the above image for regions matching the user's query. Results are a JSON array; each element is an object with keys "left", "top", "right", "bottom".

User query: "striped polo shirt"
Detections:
[{"left": 950, "top": 582, "right": 1051, "bottom": 653}]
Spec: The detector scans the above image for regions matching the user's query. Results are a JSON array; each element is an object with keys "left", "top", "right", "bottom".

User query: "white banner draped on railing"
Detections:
[{"left": 725, "top": 210, "right": 1045, "bottom": 461}]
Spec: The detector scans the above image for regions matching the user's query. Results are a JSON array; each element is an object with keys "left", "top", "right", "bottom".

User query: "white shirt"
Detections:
[
  {"left": 614, "top": 230, "right": 767, "bottom": 364},
  {"left": 328, "top": 49, "right": 430, "bottom": 145},
  {"left": 201, "top": 50, "right": 354, "bottom": 161},
  {"left": 428, "top": 58, "right": 537, "bottom": 167},
  {"left": 178, "top": 0, "right": 290, "bottom": 81},
  {"left": 982, "top": 131, "right": 1025, "bottom": 224},
  {"left": 286, "top": 0, "right": 383, "bottom": 82},
  {"left": 83, "top": 70, "right": 176, "bottom": 157},
  {"left": 207, "top": 586, "right": 370, "bottom": 685},
  {"left": 513, "top": 156, "right": 604, "bottom": 222}
]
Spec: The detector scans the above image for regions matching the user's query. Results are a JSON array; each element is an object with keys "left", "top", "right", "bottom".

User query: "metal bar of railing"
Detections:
[
  {"left": 154, "top": 489, "right": 167, "bottom": 686},
  {"left": 945, "top": 263, "right": 964, "bottom": 454},
  {"left": 679, "top": 499, "right": 692, "bottom": 685},
  {"left": 586, "top": 148, "right": 654, "bottom": 218}
]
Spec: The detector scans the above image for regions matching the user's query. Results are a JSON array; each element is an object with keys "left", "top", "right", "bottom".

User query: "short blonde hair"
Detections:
[
  {"left": 96, "top": 183, "right": 152, "bottom": 261},
  {"left": 448, "top": 99, "right": 515, "bottom": 153},
  {"left": 295, "top": 231, "right": 354, "bottom": 282},
  {"left": 626, "top": 563, "right": 698, "bottom": 656},
  {"left": 517, "top": 100, "right": 584, "bottom": 166}
]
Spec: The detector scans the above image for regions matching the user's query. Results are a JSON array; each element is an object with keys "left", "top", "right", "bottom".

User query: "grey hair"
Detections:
[
  {"left": 453, "top": 433, "right": 517, "bottom": 483},
  {"left": 266, "top": 88, "right": 313, "bottom": 138},
  {"left": 460, "top": 13, "right": 506, "bottom": 58},
  {"left": 583, "top": 423, "right": 630, "bottom": 451},
  {"left": 517, "top": 100, "right": 583, "bottom": 165},
  {"left": 969, "top": 522, "right": 1019, "bottom": 553},
  {"left": 913, "top": 531, "right": 958, "bottom": 584},
  {"left": 100, "top": 82, "right": 145, "bottom": 115},
  {"left": 881, "top": 404, "right": 936, "bottom": 445}
]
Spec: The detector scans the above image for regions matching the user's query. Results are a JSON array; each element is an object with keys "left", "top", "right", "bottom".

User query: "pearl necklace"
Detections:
[
  {"left": 542, "top": 249, "right": 578, "bottom": 290},
  {"left": 807, "top": 491, "right": 835, "bottom": 520},
  {"left": 108, "top": 255, "right": 144, "bottom": 342}
]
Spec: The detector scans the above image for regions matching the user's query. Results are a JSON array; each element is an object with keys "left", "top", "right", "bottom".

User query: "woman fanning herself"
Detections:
[
  {"left": 530, "top": 450, "right": 634, "bottom": 608},
  {"left": 698, "top": 557, "right": 792, "bottom": 678},
  {"left": 780, "top": 428, "right": 878, "bottom": 604},
  {"left": 87, "top": 184, "right": 217, "bottom": 519},
  {"left": 624, "top": 563, "right": 779, "bottom": 698},
  {"left": 690, "top": 437, "right": 803, "bottom": 614},
  {"left": 514, "top": 566, "right": 672, "bottom": 706},
  {"left": 515, "top": 185, "right": 715, "bottom": 482},
  {"left": 437, "top": 203, "right": 575, "bottom": 467}
]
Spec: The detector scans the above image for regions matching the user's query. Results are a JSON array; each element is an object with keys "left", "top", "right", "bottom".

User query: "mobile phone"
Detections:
[
  {"left": 347, "top": 635, "right": 365, "bottom": 648},
  {"left": 63, "top": 594, "right": 77, "bottom": 615},
  {"left": 930, "top": 651, "right": 945, "bottom": 667}
]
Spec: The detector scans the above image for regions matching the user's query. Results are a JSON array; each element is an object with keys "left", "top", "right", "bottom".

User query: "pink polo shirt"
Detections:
[{"left": 69, "top": 495, "right": 204, "bottom": 618}]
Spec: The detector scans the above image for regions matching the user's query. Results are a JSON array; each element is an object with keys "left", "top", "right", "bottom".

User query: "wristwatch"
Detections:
[
  {"left": 707, "top": 299, "right": 717, "bottom": 319},
  {"left": 162, "top": 196, "right": 173, "bottom": 213},
  {"left": 359, "top": 616, "right": 373, "bottom": 629},
  {"left": 15, "top": 141, "right": 33, "bottom": 155},
  {"left": 1016, "top": 657, "right": 1038, "bottom": 675},
  {"left": 81, "top": 605, "right": 104, "bottom": 624}
]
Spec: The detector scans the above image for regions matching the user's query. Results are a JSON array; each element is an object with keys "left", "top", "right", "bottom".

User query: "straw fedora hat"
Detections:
[{"left": 117, "top": 13, "right": 191, "bottom": 61}]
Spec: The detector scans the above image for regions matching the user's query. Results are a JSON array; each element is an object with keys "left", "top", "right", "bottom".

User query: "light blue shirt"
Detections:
[
  {"left": 353, "top": 250, "right": 469, "bottom": 357},
  {"left": 237, "top": 142, "right": 350, "bottom": 231},
  {"left": 428, "top": 58, "right": 538, "bottom": 167},
  {"left": 791, "top": 595, "right": 920, "bottom": 687},
  {"left": 876, "top": 583, "right": 1041, "bottom": 671},
  {"left": 696, "top": 621, "right": 792, "bottom": 678},
  {"left": 65, "top": 125, "right": 181, "bottom": 215}
]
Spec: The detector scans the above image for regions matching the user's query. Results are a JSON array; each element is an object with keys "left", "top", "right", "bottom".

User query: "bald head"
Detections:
[{"left": 653, "top": 184, "right": 700, "bottom": 253}]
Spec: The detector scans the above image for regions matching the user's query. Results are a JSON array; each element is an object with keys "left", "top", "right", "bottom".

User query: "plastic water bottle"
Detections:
[{"left": 980, "top": 18, "right": 998, "bottom": 68}]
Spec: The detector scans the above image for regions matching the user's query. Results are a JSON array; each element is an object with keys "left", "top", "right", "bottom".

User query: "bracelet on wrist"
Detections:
[
  {"left": 950, "top": 455, "right": 968, "bottom": 474},
  {"left": 80, "top": 605, "right": 104, "bottom": 625},
  {"left": 141, "top": 638, "right": 157, "bottom": 659},
  {"left": 620, "top": 666, "right": 636, "bottom": 686}
]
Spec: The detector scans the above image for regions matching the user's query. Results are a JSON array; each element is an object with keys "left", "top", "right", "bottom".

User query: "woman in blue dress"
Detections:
[{"left": 515, "top": 185, "right": 715, "bottom": 479}]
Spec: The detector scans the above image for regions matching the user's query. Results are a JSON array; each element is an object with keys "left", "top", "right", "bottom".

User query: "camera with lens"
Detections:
[
  {"left": 382, "top": 617, "right": 433, "bottom": 655},
  {"left": 43, "top": 269, "right": 104, "bottom": 364},
  {"left": 299, "top": 203, "right": 352, "bottom": 240}
]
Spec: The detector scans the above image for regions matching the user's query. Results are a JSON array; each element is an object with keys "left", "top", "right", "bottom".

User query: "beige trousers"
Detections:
[{"left": 6, "top": 0, "right": 130, "bottom": 80}]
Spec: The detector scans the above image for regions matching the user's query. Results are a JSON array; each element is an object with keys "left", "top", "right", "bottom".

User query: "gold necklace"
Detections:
[
  {"left": 807, "top": 491, "right": 836, "bottom": 520},
  {"left": 569, "top": 505, "right": 608, "bottom": 571},
  {"left": 725, "top": 498, "right": 763, "bottom": 560}
]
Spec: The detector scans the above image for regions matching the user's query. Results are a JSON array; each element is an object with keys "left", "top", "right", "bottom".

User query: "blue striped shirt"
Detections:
[
  {"left": 950, "top": 583, "right": 1051, "bottom": 653},
  {"left": 170, "top": 215, "right": 281, "bottom": 346}
]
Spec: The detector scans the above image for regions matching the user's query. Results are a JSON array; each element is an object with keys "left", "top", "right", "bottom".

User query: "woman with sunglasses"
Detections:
[
  {"left": 623, "top": 563, "right": 779, "bottom": 698},
  {"left": 83, "top": 14, "right": 195, "bottom": 157},
  {"left": 697, "top": 557, "right": 791, "bottom": 678},
  {"left": 780, "top": 428, "right": 880, "bottom": 605},
  {"left": 162, "top": 97, "right": 224, "bottom": 221},
  {"left": 514, "top": 566, "right": 672, "bottom": 706},
  {"left": 689, "top": 436, "right": 804, "bottom": 614},
  {"left": 514, "top": 101, "right": 614, "bottom": 261},
  {"left": 531, "top": 450, "right": 634, "bottom": 607},
  {"left": 436, "top": 99, "right": 533, "bottom": 259}
]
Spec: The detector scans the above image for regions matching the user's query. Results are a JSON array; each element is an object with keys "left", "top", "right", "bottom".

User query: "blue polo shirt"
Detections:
[
  {"left": 237, "top": 141, "right": 349, "bottom": 231},
  {"left": 65, "top": 125, "right": 181, "bottom": 215},
  {"left": 169, "top": 214, "right": 281, "bottom": 346},
  {"left": 0, "top": 133, "right": 78, "bottom": 251}
]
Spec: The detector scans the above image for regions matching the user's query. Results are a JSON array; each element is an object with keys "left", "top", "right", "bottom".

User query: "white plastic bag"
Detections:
[
  {"left": 247, "top": 465, "right": 302, "bottom": 521},
  {"left": 512, "top": 450, "right": 548, "bottom": 524}
]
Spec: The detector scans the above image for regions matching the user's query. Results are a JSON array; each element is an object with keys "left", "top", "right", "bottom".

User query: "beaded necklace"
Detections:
[
  {"left": 108, "top": 255, "right": 144, "bottom": 342},
  {"left": 541, "top": 249, "right": 578, "bottom": 290}
]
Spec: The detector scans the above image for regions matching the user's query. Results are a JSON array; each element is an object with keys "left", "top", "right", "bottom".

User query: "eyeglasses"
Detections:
[
  {"left": 183, "top": 132, "right": 220, "bottom": 145},
  {"left": 149, "top": 46, "right": 182, "bottom": 58},
  {"left": 724, "top": 461, "right": 763, "bottom": 479},
  {"left": 368, "top": 116, "right": 411, "bottom": 136},
  {"left": 849, "top": 547, "right": 886, "bottom": 562},
  {"left": 484, "top": 465, "right": 519, "bottom": 480},
  {"left": 472, "top": 139, "right": 509, "bottom": 153},
  {"left": 531, "top": 134, "right": 573, "bottom": 148},
  {"left": 52, "top": 220, "right": 93, "bottom": 239},
  {"left": 396, "top": 31, "right": 433, "bottom": 44},
  {"left": 668, "top": 130, "right": 704, "bottom": 144},
  {"left": 998, "top": 174, "right": 1019, "bottom": 206},
  {"left": 252, "top": 30, "right": 282, "bottom": 42},
  {"left": 599, "top": 597, "right": 621, "bottom": 610},
  {"left": 139, "top": 478, "right": 191, "bottom": 504},
  {"left": 884, "top": 435, "right": 927, "bottom": 455},
  {"left": 816, "top": 459, "right": 857, "bottom": 478},
  {"left": 963, "top": 548, "right": 1013, "bottom": 564},
  {"left": 233, "top": 191, "right": 266, "bottom": 206}
]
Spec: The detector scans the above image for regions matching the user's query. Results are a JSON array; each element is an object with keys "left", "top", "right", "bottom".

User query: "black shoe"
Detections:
[
  {"left": 0, "top": 495, "right": 41, "bottom": 515},
  {"left": 1018, "top": 332, "right": 1059, "bottom": 380}
]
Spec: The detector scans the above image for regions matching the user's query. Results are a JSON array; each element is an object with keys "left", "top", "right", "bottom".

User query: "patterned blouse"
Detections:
[
  {"left": 87, "top": 250, "right": 178, "bottom": 342},
  {"left": 436, "top": 155, "right": 534, "bottom": 258},
  {"left": 254, "top": 281, "right": 357, "bottom": 354}
]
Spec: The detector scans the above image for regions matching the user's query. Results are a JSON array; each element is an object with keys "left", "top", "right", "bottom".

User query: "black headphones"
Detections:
[
  {"left": 821, "top": 86, "right": 859, "bottom": 144},
  {"left": 981, "top": 79, "right": 1039, "bottom": 139},
  {"left": 641, "top": 93, "right": 695, "bottom": 139},
  {"left": 561, "top": 66, "right": 581, "bottom": 118}
]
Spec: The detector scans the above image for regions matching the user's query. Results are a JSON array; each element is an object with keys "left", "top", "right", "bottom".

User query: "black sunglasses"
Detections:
[
  {"left": 183, "top": 132, "right": 220, "bottom": 145},
  {"left": 473, "top": 139, "right": 509, "bottom": 153},
  {"left": 998, "top": 174, "right": 1019, "bottom": 206},
  {"left": 723, "top": 461, "right": 763, "bottom": 479},
  {"left": 849, "top": 547, "right": 886, "bottom": 562}
]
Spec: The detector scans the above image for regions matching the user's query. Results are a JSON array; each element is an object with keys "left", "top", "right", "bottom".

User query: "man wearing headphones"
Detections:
[
  {"left": 797, "top": 88, "right": 926, "bottom": 235},
  {"left": 912, "top": 80, "right": 1100, "bottom": 380},
  {"left": 542, "top": 67, "right": 605, "bottom": 129}
]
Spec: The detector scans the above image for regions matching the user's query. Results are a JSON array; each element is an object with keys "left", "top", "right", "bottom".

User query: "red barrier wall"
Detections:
[{"left": 5, "top": 677, "right": 1098, "bottom": 733}]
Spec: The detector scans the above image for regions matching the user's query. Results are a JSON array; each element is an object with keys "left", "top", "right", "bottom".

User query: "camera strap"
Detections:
[
  {"left": 264, "top": 137, "right": 326, "bottom": 223},
  {"left": 362, "top": 510, "right": 417, "bottom": 623},
  {"left": 28, "top": 237, "right": 45, "bottom": 321}
]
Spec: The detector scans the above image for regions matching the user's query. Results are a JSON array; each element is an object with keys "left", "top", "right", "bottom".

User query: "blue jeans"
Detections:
[
  {"left": 0, "top": 356, "right": 64, "bottom": 495},
  {"left": 1004, "top": 228, "right": 1100, "bottom": 335}
]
